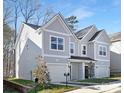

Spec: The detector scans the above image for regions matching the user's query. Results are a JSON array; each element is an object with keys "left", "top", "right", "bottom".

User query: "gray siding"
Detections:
[
  {"left": 81, "top": 26, "right": 97, "bottom": 42},
  {"left": 45, "top": 18, "right": 70, "bottom": 34},
  {"left": 18, "top": 39, "right": 42, "bottom": 80},
  {"left": 87, "top": 42, "right": 94, "bottom": 59},
  {"left": 95, "top": 43, "right": 110, "bottom": 60},
  {"left": 70, "top": 36, "right": 78, "bottom": 56},
  {"left": 44, "top": 56, "right": 68, "bottom": 63},
  {"left": 43, "top": 31, "right": 70, "bottom": 56}
]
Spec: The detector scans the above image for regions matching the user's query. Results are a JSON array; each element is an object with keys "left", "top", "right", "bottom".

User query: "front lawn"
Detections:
[
  {"left": 10, "top": 79, "right": 35, "bottom": 87},
  {"left": 28, "top": 84, "right": 78, "bottom": 93},
  {"left": 8, "top": 79, "right": 78, "bottom": 93},
  {"left": 77, "top": 77, "right": 120, "bottom": 83}
]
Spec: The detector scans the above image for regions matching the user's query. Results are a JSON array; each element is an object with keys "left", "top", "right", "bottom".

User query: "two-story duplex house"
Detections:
[{"left": 15, "top": 13, "right": 110, "bottom": 82}]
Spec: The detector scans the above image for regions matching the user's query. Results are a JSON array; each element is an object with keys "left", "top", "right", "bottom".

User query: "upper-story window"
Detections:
[
  {"left": 99, "top": 45, "right": 107, "bottom": 56},
  {"left": 81, "top": 45, "right": 87, "bottom": 55},
  {"left": 70, "top": 42, "right": 75, "bottom": 54},
  {"left": 50, "top": 36, "right": 64, "bottom": 50}
]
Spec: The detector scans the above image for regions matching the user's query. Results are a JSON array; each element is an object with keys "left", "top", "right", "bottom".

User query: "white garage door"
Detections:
[
  {"left": 95, "top": 65, "right": 109, "bottom": 78},
  {"left": 47, "top": 63, "right": 67, "bottom": 82}
]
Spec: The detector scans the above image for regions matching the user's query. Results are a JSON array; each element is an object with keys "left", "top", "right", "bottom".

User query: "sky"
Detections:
[
  {"left": 6, "top": 0, "right": 120, "bottom": 35},
  {"left": 40, "top": 0, "right": 120, "bottom": 34}
]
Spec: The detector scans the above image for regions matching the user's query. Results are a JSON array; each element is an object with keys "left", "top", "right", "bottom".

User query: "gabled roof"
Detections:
[
  {"left": 75, "top": 25, "right": 94, "bottom": 40},
  {"left": 69, "top": 56, "right": 95, "bottom": 61},
  {"left": 24, "top": 23, "right": 41, "bottom": 30},
  {"left": 110, "top": 32, "right": 121, "bottom": 42},
  {"left": 89, "top": 30, "right": 102, "bottom": 41}
]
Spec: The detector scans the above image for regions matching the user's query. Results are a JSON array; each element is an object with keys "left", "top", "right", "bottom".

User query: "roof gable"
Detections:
[
  {"left": 75, "top": 25, "right": 94, "bottom": 40},
  {"left": 42, "top": 13, "right": 78, "bottom": 40},
  {"left": 94, "top": 30, "right": 110, "bottom": 43},
  {"left": 25, "top": 23, "right": 41, "bottom": 30},
  {"left": 89, "top": 30, "right": 102, "bottom": 41},
  {"left": 110, "top": 32, "right": 121, "bottom": 42}
]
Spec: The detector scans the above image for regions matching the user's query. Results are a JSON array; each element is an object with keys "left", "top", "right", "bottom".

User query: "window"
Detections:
[
  {"left": 51, "top": 37, "right": 57, "bottom": 49},
  {"left": 50, "top": 36, "right": 64, "bottom": 50},
  {"left": 81, "top": 45, "right": 87, "bottom": 55},
  {"left": 99, "top": 45, "right": 107, "bottom": 56},
  {"left": 70, "top": 43, "right": 75, "bottom": 54}
]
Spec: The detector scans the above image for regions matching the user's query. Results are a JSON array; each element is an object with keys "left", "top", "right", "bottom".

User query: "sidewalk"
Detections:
[{"left": 64, "top": 81, "right": 121, "bottom": 93}]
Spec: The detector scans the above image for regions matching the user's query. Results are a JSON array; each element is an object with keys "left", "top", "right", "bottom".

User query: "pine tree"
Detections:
[{"left": 65, "top": 16, "right": 78, "bottom": 31}]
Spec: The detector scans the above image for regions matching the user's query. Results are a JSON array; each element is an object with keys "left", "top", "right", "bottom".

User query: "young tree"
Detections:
[
  {"left": 65, "top": 16, "right": 78, "bottom": 31},
  {"left": 32, "top": 56, "right": 51, "bottom": 88}
]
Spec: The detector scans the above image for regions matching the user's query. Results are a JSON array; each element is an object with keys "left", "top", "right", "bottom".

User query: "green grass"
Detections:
[
  {"left": 8, "top": 79, "right": 78, "bottom": 93},
  {"left": 28, "top": 84, "right": 78, "bottom": 93},
  {"left": 10, "top": 79, "right": 35, "bottom": 87},
  {"left": 77, "top": 77, "right": 120, "bottom": 83}
]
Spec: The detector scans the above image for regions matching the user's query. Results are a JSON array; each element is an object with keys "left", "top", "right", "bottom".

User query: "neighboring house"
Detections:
[
  {"left": 15, "top": 13, "right": 110, "bottom": 82},
  {"left": 110, "top": 32, "right": 121, "bottom": 75}
]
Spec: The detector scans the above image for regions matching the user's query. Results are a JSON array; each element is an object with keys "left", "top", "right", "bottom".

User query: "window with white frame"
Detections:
[
  {"left": 50, "top": 36, "right": 64, "bottom": 50},
  {"left": 99, "top": 45, "right": 107, "bottom": 56},
  {"left": 81, "top": 45, "right": 87, "bottom": 55},
  {"left": 70, "top": 43, "right": 75, "bottom": 54}
]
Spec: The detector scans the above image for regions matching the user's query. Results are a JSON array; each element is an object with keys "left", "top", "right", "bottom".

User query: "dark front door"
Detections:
[{"left": 85, "top": 66, "right": 89, "bottom": 79}]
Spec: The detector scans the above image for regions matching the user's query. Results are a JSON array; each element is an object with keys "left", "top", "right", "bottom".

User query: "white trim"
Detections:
[
  {"left": 69, "top": 59, "right": 95, "bottom": 63},
  {"left": 46, "top": 63, "right": 67, "bottom": 65},
  {"left": 49, "top": 35, "right": 65, "bottom": 52},
  {"left": 81, "top": 44, "right": 87, "bottom": 56},
  {"left": 42, "top": 32, "right": 44, "bottom": 57},
  {"left": 43, "top": 14, "right": 58, "bottom": 29},
  {"left": 42, "top": 13, "right": 78, "bottom": 41},
  {"left": 43, "top": 28, "right": 71, "bottom": 36},
  {"left": 80, "top": 25, "right": 95, "bottom": 41},
  {"left": 94, "top": 43, "right": 96, "bottom": 59},
  {"left": 69, "top": 42, "right": 75, "bottom": 55},
  {"left": 44, "top": 54, "right": 69, "bottom": 58},
  {"left": 93, "top": 30, "right": 110, "bottom": 44},
  {"left": 58, "top": 13, "right": 79, "bottom": 41},
  {"left": 93, "top": 30, "right": 103, "bottom": 42},
  {"left": 95, "top": 59, "right": 110, "bottom": 61},
  {"left": 98, "top": 45, "right": 107, "bottom": 57},
  {"left": 95, "top": 41, "right": 109, "bottom": 45},
  {"left": 14, "top": 23, "right": 24, "bottom": 49}
]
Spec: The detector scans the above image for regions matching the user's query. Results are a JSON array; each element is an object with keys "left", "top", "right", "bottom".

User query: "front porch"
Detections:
[{"left": 68, "top": 56, "right": 96, "bottom": 81}]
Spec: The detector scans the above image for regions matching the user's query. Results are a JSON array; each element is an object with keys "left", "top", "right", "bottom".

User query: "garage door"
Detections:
[
  {"left": 47, "top": 63, "right": 67, "bottom": 82},
  {"left": 95, "top": 65, "right": 109, "bottom": 78}
]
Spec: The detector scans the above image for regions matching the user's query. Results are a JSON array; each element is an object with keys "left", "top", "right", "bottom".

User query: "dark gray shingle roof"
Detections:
[
  {"left": 110, "top": 32, "right": 121, "bottom": 42},
  {"left": 25, "top": 23, "right": 41, "bottom": 30},
  {"left": 89, "top": 30, "right": 102, "bottom": 41},
  {"left": 75, "top": 25, "right": 94, "bottom": 39},
  {"left": 69, "top": 56, "right": 95, "bottom": 61}
]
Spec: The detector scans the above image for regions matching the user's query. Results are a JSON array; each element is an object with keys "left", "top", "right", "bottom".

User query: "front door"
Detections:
[{"left": 85, "top": 66, "right": 89, "bottom": 79}]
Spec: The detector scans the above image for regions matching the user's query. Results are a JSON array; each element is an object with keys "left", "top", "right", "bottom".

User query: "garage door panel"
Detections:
[
  {"left": 95, "top": 65, "right": 109, "bottom": 78},
  {"left": 47, "top": 64, "right": 67, "bottom": 82}
]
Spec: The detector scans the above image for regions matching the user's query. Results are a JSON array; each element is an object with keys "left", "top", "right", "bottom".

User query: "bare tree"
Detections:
[
  {"left": 3, "top": 3, "right": 13, "bottom": 25},
  {"left": 3, "top": 24, "right": 14, "bottom": 77},
  {"left": 19, "top": 0, "right": 41, "bottom": 23},
  {"left": 42, "top": 7, "right": 55, "bottom": 25}
]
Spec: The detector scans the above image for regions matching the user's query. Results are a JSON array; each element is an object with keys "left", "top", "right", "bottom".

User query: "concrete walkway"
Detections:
[{"left": 63, "top": 81, "right": 121, "bottom": 93}]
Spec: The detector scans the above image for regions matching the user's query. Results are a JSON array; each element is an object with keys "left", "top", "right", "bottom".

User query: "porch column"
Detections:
[{"left": 82, "top": 62, "right": 85, "bottom": 80}]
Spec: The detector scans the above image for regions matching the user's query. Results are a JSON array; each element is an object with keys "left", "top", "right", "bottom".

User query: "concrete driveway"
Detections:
[{"left": 65, "top": 81, "right": 121, "bottom": 93}]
